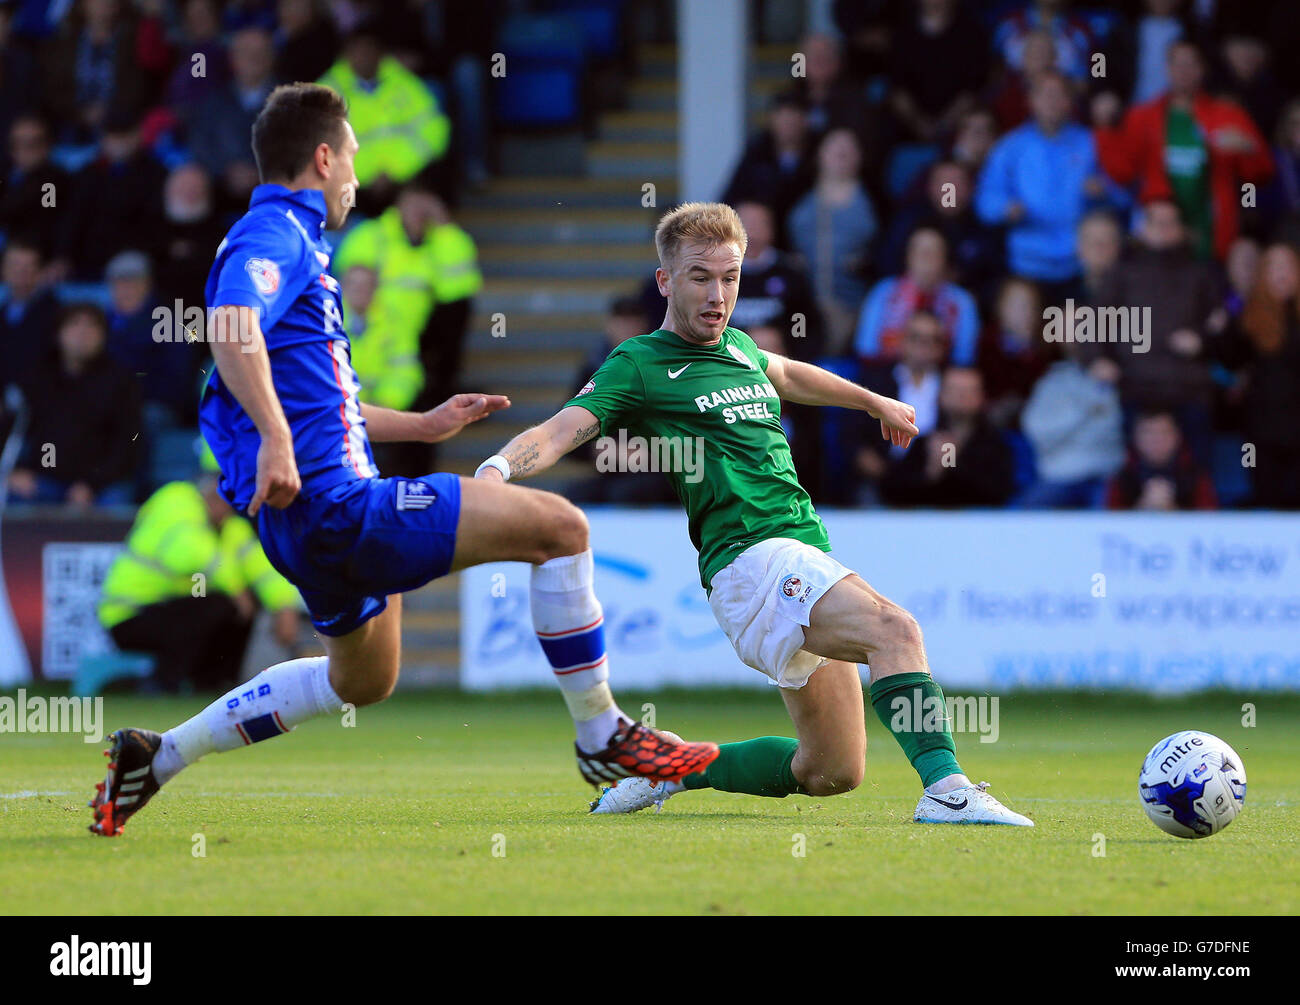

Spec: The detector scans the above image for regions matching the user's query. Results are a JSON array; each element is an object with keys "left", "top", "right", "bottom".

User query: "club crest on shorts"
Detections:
[
  {"left": 780, "top": 574, "right": 813, "bottom": 603},
  {"left": 395, "top": 480, "right": 435, "bottom": 511}
]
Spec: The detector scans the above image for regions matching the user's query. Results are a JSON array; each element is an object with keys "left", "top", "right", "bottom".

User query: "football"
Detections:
[{"left": 1139, "top": 731, "right": 1248, "bottom": 839}]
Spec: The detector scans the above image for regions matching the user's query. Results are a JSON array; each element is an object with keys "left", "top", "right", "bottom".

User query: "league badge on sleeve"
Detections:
[{"left": 245, "top": 257, "right": 281, "bottom": 295}]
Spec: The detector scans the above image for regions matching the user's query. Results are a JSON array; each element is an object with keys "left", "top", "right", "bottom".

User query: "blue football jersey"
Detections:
[{"left": 199, "top": 184, "right": 378, "bottom": 513}]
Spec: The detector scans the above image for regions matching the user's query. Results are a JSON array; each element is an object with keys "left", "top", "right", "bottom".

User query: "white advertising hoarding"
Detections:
[{"left": 461, "top": 510, "right": 1300, "bottom": 693}]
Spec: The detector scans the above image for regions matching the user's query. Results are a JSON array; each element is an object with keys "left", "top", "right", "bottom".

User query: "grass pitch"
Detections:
[{"left": 2, "top": 688, "right": 1295, "bottom": 915}]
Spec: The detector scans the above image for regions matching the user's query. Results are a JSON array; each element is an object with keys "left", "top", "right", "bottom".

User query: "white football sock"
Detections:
[
  {"left": 530, "top": 549, "right": 627, "bottom": 752},
  {"left": 926, "top": 772, "right": 973, "bottom": 795},
  {"left": 152, "top": 657, "right": 343, "bottom": 785}
]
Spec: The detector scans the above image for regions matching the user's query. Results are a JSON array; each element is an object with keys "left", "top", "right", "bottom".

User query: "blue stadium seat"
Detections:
[
  {"left": 495, "top": 13, "right": 588, "bottom": 128},
  {"left": 73, "top": 650, "right": 155, "bottom": 698},
  {"left": 498, "top": 68, "right": 584, "bottom": 127},
  {"left": 544, "top": 0, "right": 623, "bottom": 60}
]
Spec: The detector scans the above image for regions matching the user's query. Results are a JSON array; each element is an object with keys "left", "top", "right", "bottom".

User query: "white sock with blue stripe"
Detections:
[
  {"left": 152, "top": 657, "right": 344, "bottom": 785},
  {"left": 531, "top": 549, "right": 627, "bottom": 753}
]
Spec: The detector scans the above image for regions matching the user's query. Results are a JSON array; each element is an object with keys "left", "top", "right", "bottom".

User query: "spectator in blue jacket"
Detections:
[{"left": 975, "top": 70, "right": 1121, "bottom": 299}]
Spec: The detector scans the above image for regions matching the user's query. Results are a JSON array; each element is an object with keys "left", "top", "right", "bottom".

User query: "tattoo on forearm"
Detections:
[
  {"left": 505, "top": 440, "right": 541, "bottom": 477},
  {"left": 572, "top": 422, "right": 599, "bottom": 447}
]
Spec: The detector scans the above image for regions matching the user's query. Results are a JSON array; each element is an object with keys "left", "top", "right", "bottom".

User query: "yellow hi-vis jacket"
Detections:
[
  {"left": 335, "top": 210, "right": 482, "bottom": 409},
  {"left": 98, "top": 482, "right": 300, "bottom": 630},
  {"left": 335, "top": 208, "right": 432, "bottom": 409},
  {"left": 316, "top": 57, "right": 450, "bottom": 186},
  {"left": 341, "top": 290, "right": 424, "bottom": 410},
  {"left": 428, "top": 222, "right": 483, "bottom": 304}
]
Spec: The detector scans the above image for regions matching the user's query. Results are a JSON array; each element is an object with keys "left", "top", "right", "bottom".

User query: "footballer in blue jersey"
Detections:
[{"left": 89, "top": 84, "right": 718, "bottom": 837}]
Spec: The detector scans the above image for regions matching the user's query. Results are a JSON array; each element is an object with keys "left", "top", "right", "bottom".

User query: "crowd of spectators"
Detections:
[
  {"left": 0, "top": 0, "right": 489, "bottom": 506},
  {"left": 4, "top": 0, "right": 1300, "bottom": 515},
  {"left": 669, "top": 0, "right": 1300, "bottom": 511}
]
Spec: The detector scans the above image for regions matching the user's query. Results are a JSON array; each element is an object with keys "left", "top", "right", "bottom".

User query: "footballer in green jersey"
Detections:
[{"left": 476, "top": 202, "right": 1033, "bottom": 827}]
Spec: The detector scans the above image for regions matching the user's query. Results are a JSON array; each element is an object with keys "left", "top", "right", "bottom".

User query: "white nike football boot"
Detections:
[
  {"left": 913, "top": 781, "right": 1034, "bottom": 826},
  {"left": 589, "top": 776, "right": 683, "bottom": 814},
  {"left": 590, "top": 728, "right": 690, "bottom": 815}
]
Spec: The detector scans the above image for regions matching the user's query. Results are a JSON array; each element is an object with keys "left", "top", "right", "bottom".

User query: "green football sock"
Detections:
[
  {"left": 869, "top": 672, "right": 963, "bottom": 788},
  {"left": 681, "top": 736, "right": 808, "bottom": 797}
]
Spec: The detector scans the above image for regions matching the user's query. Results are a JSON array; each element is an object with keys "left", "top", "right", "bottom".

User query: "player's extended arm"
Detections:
[
  {"left": 475, "top": 405, "right": 600, "bottom": 482},
  {"left": 361, "top": 394, "right": 511, "bottom": 444},
  {"left": 208, "top": 305, "right": 301, "bottom": 515},
  {"left": 765, "top": 352, "right": 919, "bottom": 448}
]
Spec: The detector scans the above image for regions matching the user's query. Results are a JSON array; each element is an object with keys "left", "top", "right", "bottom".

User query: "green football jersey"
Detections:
[{"left": 564, "top": 326, "right": 830, "bottom": 590}]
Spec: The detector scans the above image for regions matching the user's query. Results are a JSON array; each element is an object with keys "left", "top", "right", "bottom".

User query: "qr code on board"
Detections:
[{"left": 41, "top": 543, "right": 124, "bottom": 679}]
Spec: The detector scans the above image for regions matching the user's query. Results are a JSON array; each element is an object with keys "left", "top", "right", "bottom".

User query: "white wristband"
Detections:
[{"left": 475, "top": 454, "right": 511, "bottom": 481}]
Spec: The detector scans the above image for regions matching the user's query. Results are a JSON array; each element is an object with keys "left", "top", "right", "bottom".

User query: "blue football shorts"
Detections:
[{"left": 257, "top": 473, "right": 462, "bottom": 637}]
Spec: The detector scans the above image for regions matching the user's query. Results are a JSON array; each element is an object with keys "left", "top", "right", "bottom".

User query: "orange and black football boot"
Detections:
[
  {"left": 575, "top": 722, "right": 718, "bottom": 786},
  {"left": 89, "top": 728, "right": 163, "bottom": 836}
]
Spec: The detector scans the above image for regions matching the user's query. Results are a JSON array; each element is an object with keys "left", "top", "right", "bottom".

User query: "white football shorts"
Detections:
[{"left": 707, "top": 537, "right": 853, "bottom": 689}]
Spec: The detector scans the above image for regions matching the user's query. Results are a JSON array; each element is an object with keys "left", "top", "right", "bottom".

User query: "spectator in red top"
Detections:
[
  {"left": 1092, "top": 39, "right": 1273, "bottom": 261},
  {"left": 1106, "top": 410, "right": 1217, "bottom": 510},
  {"left": 985, "top": 26, "right": 1060, "bottom": 132},
  {"left": 977, "top": 276, "right": 1051, "bottom": 428}
]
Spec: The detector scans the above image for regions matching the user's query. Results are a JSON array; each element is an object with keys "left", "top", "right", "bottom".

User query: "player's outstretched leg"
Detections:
[
  {"left": 90, "top": 596, "right": 404, "bottom": 836},
  {"left": 802, "top": 574, "right": 1032, "bottom": 827},
  {"left": 592, "top": 660, "right": 863, "bottom": 814},
  {"left": 595, "top": 574, "right": 1033, "bottom": 825},
  {"left": 453, "top": 477, "right": 718, "bottom": 785}
]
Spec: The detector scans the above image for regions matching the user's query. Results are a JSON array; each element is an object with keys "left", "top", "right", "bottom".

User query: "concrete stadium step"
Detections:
[
  {"left": 464, "top": 175, "right": 676, "bottom": 210},
  {"left": 626, "top": 77, "right": 677, "bottom": 112},
  {"left": 463, "top": 346, "right": 586, "bottom": 385},
  {"left": 461, "top": 385, "right": 573, "bottom": 409},
  {"left": 399, "top": 576, "right": 460, "bottom": 682},
  {"left": 626, "top": 68, "right": 784, "bottom": 115},
  {"left": 480, "top": 242, "right": 655, "bottom": 281},
  {"left": 586, "top": 139, "right": 677, "bottom": 179},
  {"left": 402, "top": 609, "right": 460, "bottom": 649},
  {"left": 447, "top": 398, "right": 559, "bottom": 426},
  {"left": 639, "top": 42, "right": 794, "bottom": 80},
  {"left": 481, "top": 258, "right": 650, "bottom": 281},
  {"left": 754, "top": 43, "right": 799, "bottom": 78},
  {"left": 396, "top": 644, "right": 460, "bottom": 685},
  {"left": 600, "top": 109, "right": 677, "bottom": 142},
  {"left": 637, "top": 44, "right": 676, "bottom": 79},
  {"left": 403, "top": 575, "right": 459, "bottom": 612},
  {"left": 403, "top": 607, "right": 458, "bottom": 629},
  {"left": 467, "top": 312, "right": 613, "bottom": 351},
  {"left": 463, "top": 327, "right": 608, "bottom": 353},
  {"left": 476, "top": 277, "right": 634, "bottom": 315},
  {"left": 473, "top": 310, "right": 606, "bottom": 332},
  {"left": 458, "top": 207, "right": 655, "bottom": 244}
]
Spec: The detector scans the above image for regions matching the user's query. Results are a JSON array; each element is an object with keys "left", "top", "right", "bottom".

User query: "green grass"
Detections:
[{"left": 2, "top": 688, "right": 1296, "bottom": 915}]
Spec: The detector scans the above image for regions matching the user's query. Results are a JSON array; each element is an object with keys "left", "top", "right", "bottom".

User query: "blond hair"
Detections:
[{"left": 654, "top": 202, "right": 748, "bottom": 270}]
